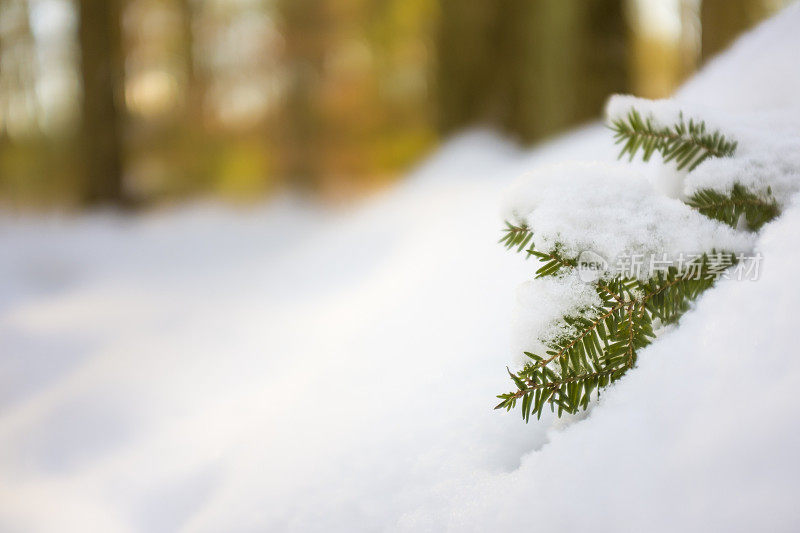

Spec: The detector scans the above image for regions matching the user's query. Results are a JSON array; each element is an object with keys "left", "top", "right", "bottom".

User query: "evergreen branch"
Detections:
[
  {"left": 499, "top": 221, "right": 533, "bottom": 252},
  {"left": 625, "top": 305, "right": 636, "bottom": 368},
  {"left": 641, "top": 263, "right": 715, "bottom": 324},
  {"left": 534, "top": 300, "right": 627, "bottom": 370},
  {"left": 597, "top": 281, "right": 628, "bottom": 306},
  {"left": 609, "top": 109, "right": 737, "bottom": 171},
  {"left": 498, "top": 223, "right": 578, "bottom": 276},
  {"left": 528, "top": 248, "right": 576, "bottom": 278},
  {"left": 497, "top": 255, "right": 740, "bottom": 421},
  {"left": 495, "top": 365, "right": 623, "bottom": 421},
  {"left": 497, "top": 106, "right": 783, "bottom": 424},
  {"left": 686, "top": 183, "right": 779, "bottom": 230}
]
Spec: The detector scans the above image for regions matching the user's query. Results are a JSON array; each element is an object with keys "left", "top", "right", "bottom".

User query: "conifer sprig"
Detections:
[
  {"left": 501, "top": 222, "right": 579, "bottom": 276},
  {"left": 499, "top": 221, "right": 533, "bottom": 252},
  {"left": 610, "top": 109, "right": 738, "bottom": 171},
  {"left": 687, "top": 183, "right": 778, "bottom": 230},
  {"left": 528, "top": 248, "right": 576, "bottom": 278},
  {"left": 496, "top": 255, "right": 736, "bottom": 421}
]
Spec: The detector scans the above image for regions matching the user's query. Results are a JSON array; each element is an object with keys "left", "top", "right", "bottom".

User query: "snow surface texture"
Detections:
[
  {"left": 3, "top": 5, "right": 800, "bottom": 533},
  {"left": 505, "top": 161, "right": 754, "bottom": 275}
]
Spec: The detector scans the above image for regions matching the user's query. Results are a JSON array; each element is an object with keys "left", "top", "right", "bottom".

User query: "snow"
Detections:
[
  {"left": 0, "top": 131, "right": 545, "bottom": 532},
  {"left": 512, "top": 274, "right": 601, "bottom": 358},
  {"left": 676, "top": 2, "right": 800, "bottom": 113},
  {"left": 3, "top": 4, "right": 800, "bottom": 532},
  {"left": 505, "top": 161, "right": 754, "bottom": 278},
  {"left": 402, "top": 191, "right": 800, "bottom": 532}
]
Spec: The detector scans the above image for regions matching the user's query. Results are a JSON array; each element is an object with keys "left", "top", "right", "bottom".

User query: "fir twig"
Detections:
[
  {"left": 687, "top": 183, "right": 779, "bottom": 230},
  {"left": 528, "top": 248, "right": 576, "bottom": 278},
  {"left": 496, "top": 256, "right": 737, "bottom": 420},
  {"left": 609, "top": 109, "right": 737, "bottom": 171},
  {"left": 499, "top": 221, "right": 533, "bottom": 252},
  {"left": 499, "top": 222, "right": 579, "bottom": 276}
]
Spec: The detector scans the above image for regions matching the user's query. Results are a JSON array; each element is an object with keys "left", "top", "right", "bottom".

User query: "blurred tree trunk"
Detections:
[
  {"left": 0, "top": 0, "right": 39, "bottom": 139},
  {"left": 78, "top": 0, "right": 127, "bottom": 205},
  {"left": 502, "top": 0, "right": 583, "bottom": 140},
  {"left": 276, "top": 0, "right": 329, "bottom": 190},
  {"left": 677, "top": 0, "right": 702, "bottom": 81},
  {"left": 178, "top": 0, "right": 202, "bottom": 119},
  {"left": 176, "top": 0, "right": 208, "bottom": 190},
  {"left": 577, "top": 0, "right": 628, "bottom": 120},
  {"left": 436, "top": 0, "right": 627, "bottom": 143},
  {"left": 628, "top": 0, "right": 701, "bottom": 98},
  {"left": 701, "top": 0, "right": 770, "bottom": 61},
  {"left": 435, "top": 0, "right": 499, "bottom": 134}
]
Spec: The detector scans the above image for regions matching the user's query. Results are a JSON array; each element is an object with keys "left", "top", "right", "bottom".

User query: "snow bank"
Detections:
[
  {"left": 0, "top": 131, "right": 543, "bottom": 532},
  {"left": 402, "top": 189, "right": 800, "bottom": 533},
  {"left": 1, "top": 4, "right": 800, "bottom": 532}
]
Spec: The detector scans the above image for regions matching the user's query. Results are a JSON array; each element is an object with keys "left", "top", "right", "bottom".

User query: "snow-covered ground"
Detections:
[{"left": 3, "top": 5, "right": 800, "bottom": 532}]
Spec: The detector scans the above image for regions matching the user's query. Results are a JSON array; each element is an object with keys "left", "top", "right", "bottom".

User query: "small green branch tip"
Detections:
[
  {"left": 609, "top": 108, "right": 738, "bottom": 171},
  {"left": 687, "top": 184, "right": 779, "bottom": 231},
  {"left": 499, "top": 221, "right": 533, "bottom": 253}
]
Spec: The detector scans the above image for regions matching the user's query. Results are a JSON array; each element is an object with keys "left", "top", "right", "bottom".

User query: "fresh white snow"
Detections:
[
  {"left": 3, "top": 4, "right": 800, "bottom": 532},
  {"left": 505, "top": 161, "right": 754, "bottom": 276}
]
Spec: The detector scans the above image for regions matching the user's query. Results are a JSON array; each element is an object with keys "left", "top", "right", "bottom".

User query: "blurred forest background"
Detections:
[{"left": 0, "top": 0, "right": 793, "bottom": 208}]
